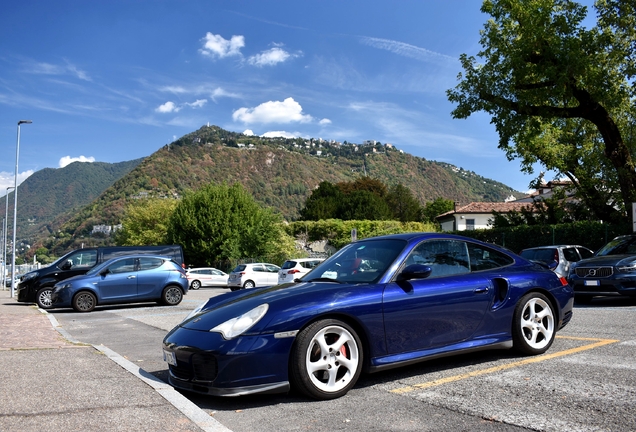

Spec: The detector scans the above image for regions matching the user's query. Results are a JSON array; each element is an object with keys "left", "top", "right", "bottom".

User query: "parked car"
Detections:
[
  {"left": 186, "top": 267, "right": 229, "bottom": 289},
  {"left": 163, "top": 232, "right": 574, "bottom": 400},
  {"left": 50, "top": 255, "right": 189, "bottom": 312},
  {"left": 227, "top": 263, "right": 281, "bottom": 290},
  {"left": 17, "top": 245, "right": 184, "bottom": 309},
  {"left": 277, "top": 258, "right": 325, "bottom": 284},
  {"left": 519, "top": 245, "right": 594, "bottom": 278},
  {"left": 568, "top": 234, "right": 636, "bottom": 303}
]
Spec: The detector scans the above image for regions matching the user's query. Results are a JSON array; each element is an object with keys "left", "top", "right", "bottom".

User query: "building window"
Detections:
[{"left": 466, "top": 219, "right": 475, "bottom": 230}]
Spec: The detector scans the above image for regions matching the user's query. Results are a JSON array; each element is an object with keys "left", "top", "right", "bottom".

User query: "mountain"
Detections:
[
  {"left": 40, "top": 125, "right": 523, "bottom": 251},
  {"left": 2, "top": 159, "right": 144, "bottom": 242}
]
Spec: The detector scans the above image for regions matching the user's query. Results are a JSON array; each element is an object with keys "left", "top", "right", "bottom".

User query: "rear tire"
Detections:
[
  {"left": 161, "top": 286, "right": 183, "bottom": 306},
  {"left": 243, "top": 280, "right": 255, "bottom": 289},
  {"left": 72, "top": 291, "right": 96, "bottom": 312},
  {"left": 512, "top": 292, "right": 555, "bottom": 355},
  {"left": 36, "top": 288, "right": 54, "bottom": 309}
]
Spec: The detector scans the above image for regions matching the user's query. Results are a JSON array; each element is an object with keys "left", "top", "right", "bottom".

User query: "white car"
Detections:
[
  {"left": 227, "top": 263, "right": 280, "bottom": 290},
  {"left": 277, "top": 258, "right": 325, "bottom": 284},
  {"left": 186, "top": 267, "right": 229, "bottom": 290}
]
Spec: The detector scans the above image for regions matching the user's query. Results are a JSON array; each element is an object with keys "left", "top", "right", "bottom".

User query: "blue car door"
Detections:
[
  {"left": 382, "top": 239, "right": 493, "bottom": 354},
  {"left": 98, "top": 257, "right": 138, "bottom": 301},
  {"left": 136, "top": 257, "right": 169, "bottom": 300}
]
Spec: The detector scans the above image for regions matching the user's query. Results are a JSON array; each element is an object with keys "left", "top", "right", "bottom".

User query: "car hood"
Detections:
[
  {"left": 179, "top": 280, "right": 378, "bottom": 333},
  {"left": 572, "top": 254, "right": 636, "bottom": 267}
]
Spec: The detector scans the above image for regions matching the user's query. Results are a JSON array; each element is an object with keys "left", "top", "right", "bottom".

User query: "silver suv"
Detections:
[{"left": 520, "top": 245, "right": 594, "bottom": 279}]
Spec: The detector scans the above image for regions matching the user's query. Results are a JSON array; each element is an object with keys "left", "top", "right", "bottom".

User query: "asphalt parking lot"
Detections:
[{"left": 50, "top": 289, "right": 636, "bottom": 432}]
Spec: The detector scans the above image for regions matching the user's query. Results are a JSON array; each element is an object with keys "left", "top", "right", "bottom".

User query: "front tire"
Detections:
[
  {"left": 512, "top": 292, "right": 556, "bottom": 355},
  {"left": 290, "top": 319, "right": 363, "bottom": 400},
  {"left": 161, "top": 286, "right": 183, "bottom": 306},
  {"left": 72, "top": 291, "right": 96, "bottom": 312},
  {"left": 36, "top": 288, "right": 54, "bottom": 309},
  {"left": 190, "top": 280, "right": 201, "bottom": 290}
]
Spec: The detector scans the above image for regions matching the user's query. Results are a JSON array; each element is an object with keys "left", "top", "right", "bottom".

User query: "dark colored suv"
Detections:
[
  {"left": 519, "top": 245, "right": 594, "bottom": 279},
  {"left": 567, "top": 235, "right": 636, "bottom": 303}
]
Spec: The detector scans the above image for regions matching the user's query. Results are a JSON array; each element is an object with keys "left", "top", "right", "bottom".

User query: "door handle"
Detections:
[
  {"left": 127, "top": 275, "right": 136, "bottom": 279},
  {"left": 474, "top": 287, "right": 489, "bottom": 294}
]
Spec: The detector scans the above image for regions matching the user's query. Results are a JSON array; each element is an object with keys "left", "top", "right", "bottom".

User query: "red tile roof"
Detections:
[{"left": 437, "top": 202, "right": 533, "bottom": 219}]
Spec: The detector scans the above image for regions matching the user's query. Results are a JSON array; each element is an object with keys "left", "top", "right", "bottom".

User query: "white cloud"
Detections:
[
  {"left": 261, "top": 130, "right": 300, "bottom": 139},
  {"left": 200, "top": 33, "right": 245, "bottom": 58},
  {"left": 319, "top": 118, "right": 332, "bottom": 125},
  {"left": 186, "top": 99, "right": 207, "bottom": 108},
  {"left": 59, "top": 156, "right": 95, "bottom": 168},
  {"left": 28, "top": 60, "right": 91, "bottom": 81},
  {"left": 0, "top": 170, "right": 35, "bottom": 195},
  {"left": 211, "top": 87, "right": 241, "bottom": 101},
  {"left": 233, "top": 97, "right": 313, "bottom": 124},
  {"left": 359, "top": 37, "right": 456, "bottom": 64},
  {"left": 156, "top": 101, "right": 180, "bottom": 113},
  {"left": 243, "top": 129, "right": 254, "bottom": 136},
  {"left": 248, "top": 47, "right": 292, "bottom": 67}
]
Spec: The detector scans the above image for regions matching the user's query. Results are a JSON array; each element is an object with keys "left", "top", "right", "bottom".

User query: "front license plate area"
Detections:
[
  {"left": 584, "top": 280, "right": 600, "bottom": 286},
  {"left": 163, "top": 350, "right": 177, "bottom": 366}
]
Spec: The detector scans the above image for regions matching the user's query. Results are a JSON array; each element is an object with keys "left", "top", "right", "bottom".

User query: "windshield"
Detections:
[
  {"left": 303, "top": 239, "right": 407, "bottom": 284},
  {"left": 595, "top": 236, "right": 636, "bottom": 256}
]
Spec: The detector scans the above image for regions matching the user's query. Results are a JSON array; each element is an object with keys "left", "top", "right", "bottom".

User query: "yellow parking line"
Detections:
[{"left": 391, "top": 336, "right": 619, "bottom": 394}]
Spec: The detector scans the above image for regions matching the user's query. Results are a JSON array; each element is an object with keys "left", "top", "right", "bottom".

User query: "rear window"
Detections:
[
  {"left": 232, "top": 265, "right": 247, "bottom": 272},
  {"left": 281, "top": 261, "right": 297, "bottom": 270},
  {"left": 520, "top": 248, "right": 556, "bottom": 263}
]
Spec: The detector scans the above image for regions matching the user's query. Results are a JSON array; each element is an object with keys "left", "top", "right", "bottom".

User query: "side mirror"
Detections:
[
  {"left": 99, "top": 268, "right": 110, "bottom": 276},
  {"left": 397, "top": 264, "right": 432, "bottom": 282},
  {"left": 60, "top": 260, "right": 73, "bottom": 270}
]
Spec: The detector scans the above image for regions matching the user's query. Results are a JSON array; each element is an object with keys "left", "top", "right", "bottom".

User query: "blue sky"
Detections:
[{"left": 0, "top": 1, "right": 596, "bottom": 198}]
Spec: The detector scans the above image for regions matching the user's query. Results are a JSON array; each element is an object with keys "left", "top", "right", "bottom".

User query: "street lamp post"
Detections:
[
  {"left": 4, "top": 187, "right": 15, "bottom": 292},
  {"left": 11, "top": 120, "right": 32, "bottom": 298}
]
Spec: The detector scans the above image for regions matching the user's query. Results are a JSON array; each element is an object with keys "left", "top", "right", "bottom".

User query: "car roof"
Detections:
[{"left": 521, "top": 245, "right": 589, "bottom": 250}]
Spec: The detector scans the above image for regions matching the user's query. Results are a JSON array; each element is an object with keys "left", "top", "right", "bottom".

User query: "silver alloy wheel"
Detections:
[
  {"left": 243, "top": 280, "right": 255, "bottom": 289},
  {"left": 37, "top": 288, "right": 53, "bottom": 309},
  {"left": 519, "top": 296, "right": 554, "bottom": 350},
  {"left": 163, "top": 286, "right": 183, "bottom": 305},
  {"left": 191, "top": 280, "right": 201, "bottom": 290},
  {"left": 305, "top": 325, "right": 360, "bottom": 394}
]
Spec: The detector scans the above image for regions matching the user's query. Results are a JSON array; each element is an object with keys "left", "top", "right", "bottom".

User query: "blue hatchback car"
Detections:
[
  {"left": 51, "top": 254, "right": 188, "bottom": 312},
  {"left": 163, "top": 233, "right": 574, "bottom": 400}
]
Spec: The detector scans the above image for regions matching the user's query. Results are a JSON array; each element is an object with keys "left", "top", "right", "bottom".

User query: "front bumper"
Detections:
[
  {"left": 569, "top": 273, "right": 636, "bottom": 297},
  {"left": 163, "top": 325, "right": 295, "bottom": 396}
]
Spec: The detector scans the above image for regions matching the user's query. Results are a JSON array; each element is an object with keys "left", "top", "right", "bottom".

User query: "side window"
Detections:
[
  {"left": 108, "top": 258, "right": 137, "bottom": 274},
  {"left": 66, "top": 250, "right": 97, "bottom": 268},
  {"left": 467, "top": 242, "right": 514, "bottom": 271},
  {"left": 211, "top": 270, "right": 222, "bottom": 276},
  {"left": 406, "top": 240, "right": 470, "bottom": 278},
  {"left": 265, "top": 264, "right": 279, "bottom": 272},
  {"left": 252, "top": 265, "right": 265, "bottom": 273},
  {"left": 563, "top": 248, "right": 580, "bottom": 262},
  {"left": 139, "top": 257, "right": 164, "bottom": 271},
  {"left": 579, "top": 248, "right": 594, "bottom": 259}
]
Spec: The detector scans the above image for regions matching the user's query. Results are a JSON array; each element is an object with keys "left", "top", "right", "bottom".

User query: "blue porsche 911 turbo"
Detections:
[{"left": 163, "top": 233, "right": 574, "bottom": 400}]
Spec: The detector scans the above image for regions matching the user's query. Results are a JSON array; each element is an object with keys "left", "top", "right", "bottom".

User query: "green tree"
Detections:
[
  {"left": 115, "top": 198, "right": 178, "bottom": 245},
  {"left": 447, "top": 0, "right": 636, "bottom": 222},
  {"left": 300, "top": 181, "right": 342, "bottom": 220},
  {"left": 422, "top": 197, "right": 454, "bottom": 223},
  {"left": 385, "top": 183, "right": 423, "bottom": 222},
  {"left": 338, "top": 190, "right": 393, "bottom": 220},
  {"left": 166, "top": 183, "right": 287, "bottom": 266}
]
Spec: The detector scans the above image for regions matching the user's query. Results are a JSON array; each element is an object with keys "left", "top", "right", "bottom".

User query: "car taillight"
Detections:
[
  {"left": 287, "top": 269, "right": 300, "bottom": 274},
  {"left": 559, "top": 276, "right": 568, "bottom": 286}
]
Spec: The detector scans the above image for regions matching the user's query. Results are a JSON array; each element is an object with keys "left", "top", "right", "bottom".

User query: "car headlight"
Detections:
[
  {"left": 182, "top": 302, "right": 206, "bottom": 322},
  {"left": 617, "top": 260, "right": 636, "bottom": 273},
  {"left": 21, "top": 272, "right": 37, "bottom": 283},
  {"left": 211, "top": 304, "right": 269, "bottom": 339}
]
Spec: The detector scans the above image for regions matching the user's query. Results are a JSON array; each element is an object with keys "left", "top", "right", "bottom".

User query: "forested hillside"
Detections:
[{"left": 44, "top": 125, "right": 521, "bottom": 251}]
